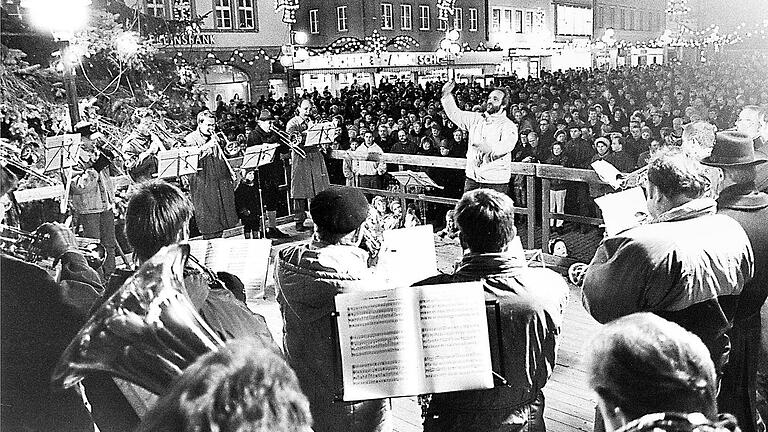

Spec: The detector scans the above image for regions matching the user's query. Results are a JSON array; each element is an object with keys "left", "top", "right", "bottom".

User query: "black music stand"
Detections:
[
  {"left": 44, "top": 134, "right": 82, "bottom": 213},
  {"left": 156, "top": 147, "right": 201, "bottom": 180},
  {"left": 240, "top": 144, "right": 279, "bottom": 239},
  {"left": 305, "top": 121, "right": 336, "bottom": 147},
  {"left": 390, "top": 171, "right": 443, "bottom": 225}
]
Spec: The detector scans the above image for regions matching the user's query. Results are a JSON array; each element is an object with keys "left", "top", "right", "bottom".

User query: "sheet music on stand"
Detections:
[
  {"left": 240, "top": 144, "right": 279, "bottom": 170},
  {"left": 43, "top": 134, "right": 81, "bottom": 173},
  {"left": 390, "top": 170, "right": 443, "bottom": 190},
  {"left": 305, "top": 122, "right": 336, "bottom": 147},
  {"left": 156, "top": 146, "right": 201, "bottom": 179}
]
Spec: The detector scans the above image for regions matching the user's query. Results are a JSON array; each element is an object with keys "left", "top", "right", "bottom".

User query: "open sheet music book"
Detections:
[
  {"left": 334, "top": 282, "right": 494, "bottom": 401},
  {"left": 187, "top": 239, "right": 272, "bottom": 293}
]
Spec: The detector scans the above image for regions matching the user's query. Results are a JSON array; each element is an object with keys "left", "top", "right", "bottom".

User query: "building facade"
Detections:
[
  {"left": 593, "top": 0, "right": 667, "bottom": 66},
  {"left": 290, "top": 0, "right": 499, "bottom": 92},
  {"left": 129, "top": 0, "right": 288, "bottom": 107}
]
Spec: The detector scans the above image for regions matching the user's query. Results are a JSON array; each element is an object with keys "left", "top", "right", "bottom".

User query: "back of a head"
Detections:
[
  {"left": 454, "top": 189, "right": 517, "bottom": 253},
  {"left": 126, "top": 180, "right": 193, "bottom": 262},
  {"left": 647, "top": 148, "right": 708, "bottom": 200},
  {"left": 586, "top": 313, "right": 718, "bottom": 423},
  {"left": 137, "top": 339, "right": 312, "bottom": 432}
]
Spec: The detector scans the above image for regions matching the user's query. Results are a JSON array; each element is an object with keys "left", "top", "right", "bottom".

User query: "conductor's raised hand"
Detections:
[{"left": 441, "top": 80, "right": 456, "bottom": 97}]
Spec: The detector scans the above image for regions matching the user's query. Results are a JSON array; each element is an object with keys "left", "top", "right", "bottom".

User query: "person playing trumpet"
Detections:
[
  {"left": 184, "top": 110, "right": 238, "bottom": 239},
  {"left": 71, "top": 121, "right": 117, "bottom": 279},
  {"left": 121, "top": 109, "right": 167, "bottom": 182}
]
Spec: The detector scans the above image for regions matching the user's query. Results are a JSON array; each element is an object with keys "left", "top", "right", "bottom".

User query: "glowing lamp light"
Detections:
[
  {"left": 295, "top": 47, "right": 309, "bottom": 61},
  {"left": 280, "top": 56, "right": 293, "bottom": 67},
  {"left": 449, "top": 43, "right": 461, "bottom": 54},
  {"left": 294, "top": 31, "right": 308, "bottom": 45},
  {"left": 440, "top": 39, "right": 452, "bottom": 50},
  {"left": 447, "top": 29, "right": 460, "bottom": 42},
  {"left": 114, "top": 31, "right": 139, "bottom": 58},
  {"left": 21, "top": 0, "right": 91, "bottom": 40}
]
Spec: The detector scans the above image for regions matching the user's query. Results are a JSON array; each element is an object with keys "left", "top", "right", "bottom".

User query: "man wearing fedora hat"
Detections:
[
  {"left": 702, "top": 130, "right": 768, "bottom": 432},
  {"left": 246, "top": 110, "right": 290, "bottom": 239},
  {"left": 275, "top": 186, "right": 390, "bottom": 432}
]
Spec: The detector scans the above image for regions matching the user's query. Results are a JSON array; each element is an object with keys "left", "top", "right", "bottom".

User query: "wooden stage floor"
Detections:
[{"left": 247, "top": 228, "right": 600, "bottom": 432}]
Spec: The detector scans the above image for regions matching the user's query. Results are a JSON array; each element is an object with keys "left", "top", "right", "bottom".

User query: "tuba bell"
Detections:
[{"left": 52, "top": 244, "right": 224, "bottom": 395}]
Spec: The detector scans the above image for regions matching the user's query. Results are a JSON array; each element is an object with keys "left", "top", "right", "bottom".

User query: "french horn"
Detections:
[{"left": 52, "top": 244, "right": 224, "bottom": 395}]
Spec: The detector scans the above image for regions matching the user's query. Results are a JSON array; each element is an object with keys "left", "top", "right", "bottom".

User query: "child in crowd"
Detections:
[{"left": 234, "top": 170, "right": 261, "bottom": 238}]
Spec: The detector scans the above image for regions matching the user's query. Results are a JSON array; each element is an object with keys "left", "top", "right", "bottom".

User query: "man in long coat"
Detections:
[
  {"left": 185, "top": 110, "right": 238, "bottom": 238},
  {"left": 703, "top": 131, "right": 768, "bottom": 432},
  {"left": 286, "top": 98, "right": 330, "bottom": 230}
]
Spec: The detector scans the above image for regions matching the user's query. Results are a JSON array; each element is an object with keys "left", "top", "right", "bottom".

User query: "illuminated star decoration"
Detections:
[
  {"left": 436, "top": 0, "right": 456, "bottom": 22},
  {"left": 275, "top": 0, "right": 299, "bottom": 24}
]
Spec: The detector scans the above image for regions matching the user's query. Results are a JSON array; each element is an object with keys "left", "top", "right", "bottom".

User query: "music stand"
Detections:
[
  {"left": 44, "top": 134, "right": 81, "bottom": 173},
  {"left": 390, "top": 171, "right": 443, "bottom": 225},
  {"left": 240, "top": 144, "right": 279, "bottom": 239},
  {"left": 156, "top": 147, "right": 201, "bottom": 180},
  {"left": 305, "top": 122, "right": 336, "bottom": 147},
  {"left": 44, "top": 134, "right": 82, "bottom": 214}
]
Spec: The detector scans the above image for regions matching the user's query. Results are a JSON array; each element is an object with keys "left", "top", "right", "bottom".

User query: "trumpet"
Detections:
[
  {"left": 0, "top": 224, "right": 106, "bottom": 269},
  {"left": 269, "top": 125, "right": 307, "bottom": 159}
]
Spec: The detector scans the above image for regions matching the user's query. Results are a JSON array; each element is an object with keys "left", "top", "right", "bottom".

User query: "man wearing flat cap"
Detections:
[
  {"left": 276, "top": 187, "right": 389, "bottom": 432},
  {"left": 703, "top": 131, "right": 768, "bottom": 432}
]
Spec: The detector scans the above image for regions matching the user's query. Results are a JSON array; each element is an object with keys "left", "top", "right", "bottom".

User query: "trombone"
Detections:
[
  {"left": 0, "top": 224, "right": 106, "bottom": 269},
  {"left": 269, "top": 125, "right": 307, "bottom": 159}
]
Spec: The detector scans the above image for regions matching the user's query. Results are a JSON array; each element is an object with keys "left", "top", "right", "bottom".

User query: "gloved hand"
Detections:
[{"left": 35, "top": 222, "right": 78, "bottom": 259}]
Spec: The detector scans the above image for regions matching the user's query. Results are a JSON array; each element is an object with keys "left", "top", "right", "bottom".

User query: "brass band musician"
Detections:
[
  {"left": 286, "top": 98, "right": 330, "bottom": 231},
  {"left": 184, "top": 110, "right": 238, "bottom": 239},
  {"left": 121, "top": 109, "right": 167, "bottom": 182}
]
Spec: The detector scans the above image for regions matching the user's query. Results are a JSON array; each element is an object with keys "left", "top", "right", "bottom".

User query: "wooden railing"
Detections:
[{"left": 327, "top": 150, "right": 612, "bottom": 252}]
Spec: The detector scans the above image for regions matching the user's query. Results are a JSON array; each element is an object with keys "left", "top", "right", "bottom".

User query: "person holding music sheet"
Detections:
[
  {"left": 441, "top": 80, "right": 518, "bottom": 194},
  {"left": 286, "top": 98, "right": 330, "bottom": 231},
  {"left": 0, "top": 164, "right": 108, "bottom": 432},
  {"left": 184, "top": 110, "right": 239, "bottom": 239},
  {"left": 352, "top": 130, "right": 387, "bottom": 190},
  {"left": 582, "top": 148, "right": 754, "bottom": 386},
  {"left": 276, "top": 186, "right": 390, "bottom": 432},
  {"left": 122, "top": 108, "right": 166, "bottom": 182},
  {"left": 413, "top": 189, "right": 569, "bottom": 432},
  {"left": 247, "top": 110, "right": 290, "bottom": 239},
  {"left": 70, "top": 122, "right": 117, "bottom": 279}
]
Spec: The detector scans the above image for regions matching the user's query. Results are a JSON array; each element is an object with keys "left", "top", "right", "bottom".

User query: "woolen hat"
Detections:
[
  {"left": 310, "top": 187, "right": 369, "bottom": 234},
  {"left": 258, "top": 109, "right": 274, "bottom": 121},
  {"left": 554, "top": 129, "right": 567, "bottom": 139},
  {"left": 701, "top": 131, "right": 768, "bottom": 167}
]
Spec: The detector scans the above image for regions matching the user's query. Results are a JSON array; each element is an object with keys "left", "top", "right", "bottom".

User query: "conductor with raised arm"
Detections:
[{"left": 440, "top": 80, "right": 518, "bottom": 194}]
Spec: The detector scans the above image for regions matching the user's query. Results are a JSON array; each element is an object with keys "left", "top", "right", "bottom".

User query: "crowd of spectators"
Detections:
[{"left": 211, "top": 53, "right": 768, "bottom": 229}]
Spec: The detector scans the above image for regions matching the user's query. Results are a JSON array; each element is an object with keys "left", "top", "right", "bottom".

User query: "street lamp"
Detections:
[
  {"left": 280, "top": 30, "right": 308, "bottom": 101},
  {"left": 437, "top": 28, "right": 461, "bottom": 80},
  {"left": 21, "top": 0, "right": 91, "bottom": 129}
]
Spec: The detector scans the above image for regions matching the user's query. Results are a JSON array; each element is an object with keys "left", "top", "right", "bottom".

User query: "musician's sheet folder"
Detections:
[
  {"left": 187, "top": 239, "right": 272, "bottom": 294},
  {"left": 334, "top": 282, "right": 493, "bottom": 401}
]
